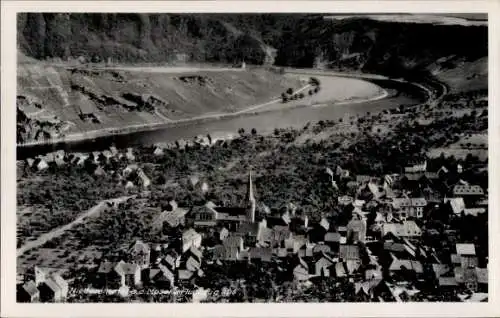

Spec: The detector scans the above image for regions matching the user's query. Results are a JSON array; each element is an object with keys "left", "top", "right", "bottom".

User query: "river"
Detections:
[{"left": 17, "top": 76, "right": 426, "bottom": 160}]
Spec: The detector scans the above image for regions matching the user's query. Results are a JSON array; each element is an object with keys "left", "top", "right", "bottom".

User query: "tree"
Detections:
[
  {"left": 286, "top": 88, "right": 294, "bottom": 95},
  {"left": 251, "top": 128, "right": 257, "bottom": 136}
]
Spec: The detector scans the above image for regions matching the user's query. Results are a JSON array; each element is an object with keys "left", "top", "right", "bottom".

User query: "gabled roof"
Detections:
[
  {"left": 22, "top": 280, "right": 39, "bottom": 297},
  {"left": 456, "top": 243, "right": 476, "bottom": 256},
  {"left": 115, "top": 261, "right": 140, "bottom": 275},
  {"left": 236, "top": 222, "right": 260, "bottom": 236},
  {"left": 130, "top": 240, "right": 150, "bottom": 254},
  {"left": 97, "top": 261, "right": 115, "bottom": 274},
  {"left": 389, "top": 259, "right": 423, "bottom": 273},
  {"left": 182, "top": 228, "right": 200, "bottom": 241},
  {"left": 445, "top": 197, "right": 466, "bottom": 214}
]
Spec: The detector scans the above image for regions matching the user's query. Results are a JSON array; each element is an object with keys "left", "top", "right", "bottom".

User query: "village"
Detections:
[{"left": 17, "top": 140, "right": 489, "bottom": 303}]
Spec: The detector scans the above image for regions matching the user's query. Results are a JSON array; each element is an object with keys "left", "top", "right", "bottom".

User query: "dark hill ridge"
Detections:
[{"left": 18, "top": 14, "right": 487, "bottom": 76}]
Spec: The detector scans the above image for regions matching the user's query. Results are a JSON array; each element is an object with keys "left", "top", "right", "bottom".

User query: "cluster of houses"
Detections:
[{"left": 17, "top": 156, "right": 489, "bottom": 302}]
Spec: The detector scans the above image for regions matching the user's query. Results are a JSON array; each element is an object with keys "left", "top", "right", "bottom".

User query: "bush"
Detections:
[{"left": 286, "top": 88, "right": 294, "bottom": 95}]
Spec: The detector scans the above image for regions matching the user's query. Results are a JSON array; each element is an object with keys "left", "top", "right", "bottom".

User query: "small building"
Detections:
[
  {"left": 182, "top": 229, "right": 202, "bottom": 253},
  {"left": 37, "top": 274, "right": 68, "bottom": 302},
  {"left": 129, "top": 240, "right": 151, "bottom": 269},
  {"left": 314, "top": 253, "right": 335, "bottom": 277},
  {"left": 293, "top": 258, "right": 309, "bottom": 281},
  {"left": 114, "top": 261, "right": 142, "bottom": 288},
  {"left": 382, "top": 221, "right": 422, "bottom": 238},
  {"left": 346, "top": 213, "right": 367, "bottom": 243},
  {"left": 452, "top": 185, "right": 484, "bottom": 197},
  {"left": 17, "top": 280, "right": 39, "bottom": 302},
  {"left": 456, "top": 243, "right": 478, "bottom": 269}
]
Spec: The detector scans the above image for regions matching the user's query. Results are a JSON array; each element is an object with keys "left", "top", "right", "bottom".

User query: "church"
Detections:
[{"left": 188, "top": 171, "right": 257, "bottom": 231}]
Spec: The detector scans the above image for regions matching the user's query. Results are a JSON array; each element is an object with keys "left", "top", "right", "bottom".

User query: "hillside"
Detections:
[
  {"left": 17, "top": 65, "right": 301, "bottom": 143},
  {"left": 18, "top": 13, "right": 488, "bottom": 76}
]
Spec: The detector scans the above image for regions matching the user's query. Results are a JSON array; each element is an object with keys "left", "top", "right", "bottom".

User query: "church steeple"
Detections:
[{"left": 245, "top": 170, "right": 256, "bottom": 223}]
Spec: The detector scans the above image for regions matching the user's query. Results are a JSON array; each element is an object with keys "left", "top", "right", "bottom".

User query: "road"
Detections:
[{"left": 17, "top": 195, "right": 134, "bottom": 257}]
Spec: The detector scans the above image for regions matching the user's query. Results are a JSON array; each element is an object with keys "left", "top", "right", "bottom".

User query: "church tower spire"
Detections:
[{"left": 245, "top": 170, "right": 256, "bottom": 223}]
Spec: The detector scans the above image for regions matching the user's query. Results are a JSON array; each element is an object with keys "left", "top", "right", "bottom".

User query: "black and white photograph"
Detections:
[{"left": 1, "top": 1, "right": 499, "bottom": 316}]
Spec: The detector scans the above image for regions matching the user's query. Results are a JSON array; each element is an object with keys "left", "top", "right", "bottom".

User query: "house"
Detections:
[
  {"left": 475, "top": 267, "right": 488, "bottom": 292},
  {"left": 248, "top": 247, "right": 273, "bottom": 262},
  {"left": 463, "top": 208, "right": 486, "bottom": 216},
  {"left": 184, "top": 247, "right": 203, "bottom": 272},
  {"left": 235, "top": 222, "right": 260, "bottom": 246},
  {"left": 293, "top": 258, "right": 309, "bottom": 281},
  {"left": 38, "top": 273, "right": 68, "bottom": 302},
  {"left": 125, "top": 148, "right": 135, "bottom": 161},
  {"left": 444, "top": 197, "right": 466, "bottom": 215},
  {"left": 388, "top": 257, "right": 424, "bottom": 276},
  {"left": 34, "top": 158, "right": 48, "bottom": 171},
  {"left": 432, "top": 264, "right": 452, "bottom": 279},
  {"left": 324, "top": 232, "right": 341, "bottom": 251},
  {"left": 129, "top": 240, "right": 151, "bottom": 269},
  {"left": 144, "top": 264, "right": 175, "bottom": 289},
  {"left": 404, "top": 160, "right": 427, "bottom": 173},
  {"left": 223, "top": 235, "right": 244, "bottom": 251},
  {"left": 382, "top": 221, "right": 422, "bottom": 238},
  {"left": 452, "top": 185, "right": 484, "bottom": 197},
  {"left": 454, "top": 267, "right": 478, "bottom": 291},
  {"left": 114, "top": 261, "right": 142, "bottom": 288},
  {"left": 182, "top": 229, "right": 202, "bottom": 253},
  {"left": 162, "top": 250, "right": 181, "bottom": 270},
  {"left": 212, "top": 244, "right": 239, "bottom": 262},
  {"left": 96, "top": 262, "right": 122, "bottom": 289},
  {"left": 152, "top": 206, "right": 189, "bottom": 230},
  {"left": 455, "top": 243, "right": 478, "bottom": 269},
  {"left": 314, "top": 253, "right": 335, "bottom": 277},
  {"left": 153, "top": 146, "right": 164, "bottom": 156},
  {"left": 339, "top": 244, "right": 361, "bottom": 270},
  {"left": 346, "top": 212, "right": 367, "bottom": 243},
  {"left": 391, "top": 197, "right": 427, "bottom": 219},
  {"left": 137, "top": 169, "right": 151, "bottom": 188},
  {"left": 17, "top": 280, "right": 39, "bottom": 302},
  {"left": 356, "top": 175, "right": 375, "bottom": 184}
]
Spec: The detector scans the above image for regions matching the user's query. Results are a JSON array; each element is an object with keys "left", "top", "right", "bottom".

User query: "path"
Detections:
[{"left": 17, "top": 195, "right": 134, "bottom": 257}]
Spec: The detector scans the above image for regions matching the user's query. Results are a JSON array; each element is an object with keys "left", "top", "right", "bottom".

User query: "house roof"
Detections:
[
  {"left": 453, "top": 185, "right": 484, "bottom": 196},
  {"left": 182, "top": 228, "right": 200, "bottom": 241},
  {"left": 445, "top": 197, "right": 466, "bottom": 214},
  {"left": 97, "top": 261, "right": 115, "bottom": 274},
  {"left": 382, "top": 221, "right": 421, "bottom": 237},
  {"left": 454, "top": 267, "right": 477, "bottom": 284},
  {"left": 389, "top": 259, "right": 423, "bottom": 273},
  {"left": 324, "top": 232, "right": 341, "bottom": 242},
  {"left": 115, "top": 261, "right": 140, "bottom": 275},
  {"left": 438, "top": 276, "right": 458, "bottom": 287},
  {"left": 187, "top": 246, "right": 203, "bottom": 262},
  {"left": 257, "top": 227, "right": 273, "bottom": 243},
  {"left": 42, "top": 277, "right": 62, "bottom": 294},
  {"left": 22, "top": 280, "right": 39, "bottom": 297},
  {"left": 339, "top": 245, "right": 360, "bottom": 260},
  {"left": 249, "top": 247, "right": 272, "bottom": 261},
  {"left": 236, "top": 222, "right": 260, "bottom": 236},
  {"left": 475, "top": 267, "right": 488, "bottom": 284},
  {"left": 432, "top": 264, "right": 451, "bottom": 278},
  {"left": 130, "top": 240, "right": 150, "bottom": 254},
  {"left": 313, "top": 244, "right": 331, "bottom": 254},
  {"left": 456, "top": 243, "right": 476, "bottom": 256},
  {"left": 178, "top": 270, "right": 194, "bottom": 280}
]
